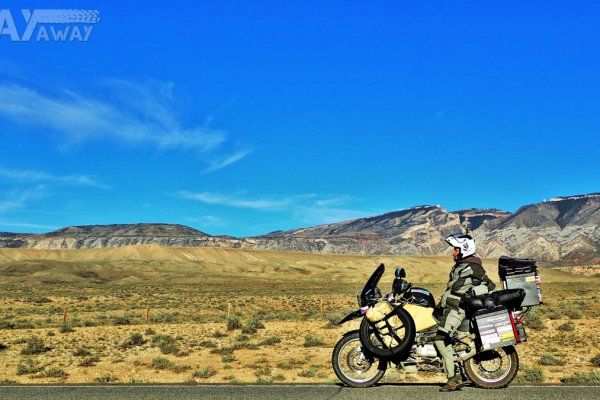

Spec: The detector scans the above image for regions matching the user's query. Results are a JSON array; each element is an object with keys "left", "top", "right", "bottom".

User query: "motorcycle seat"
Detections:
[{"left": 461, "top": 289, "right": 525, "bottom": 315}]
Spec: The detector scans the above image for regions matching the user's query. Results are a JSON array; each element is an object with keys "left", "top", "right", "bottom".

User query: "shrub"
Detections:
[
  {"left": 14, "top": 321, "right": 34, "bottom": 329},
  {"left": 246, "top": 319, "right": 265, "bottom": 330},
  {"left": 241, "top": 325, "right": 257, "bottom": 334},
  {"left": 144, "top": 327, "right": 156, "bottom": 336},
  {"left": 199, "top": 340, "right": 217, "bottom": 348},
  {"left": 526, "top": 312, "right": 545, "bottom": 330},
  {"left": 151, "top": 357, "right": 190, "bottom": 373},
  {"left": 260, "top": 336, "right": 281, "bottom": 346},
  {"left": 272, "top": 373, "right": 285, "bottom": 381},
  {"left": 254, "top": 366, "right": 271, "bottom": 377},
  {"left": 518, "top": 367, "right": 545, "bottom": 383},
  {"left": 45, "top": 368, "right": 68, "bottom": 379},
  {"left": 0, "top": 343, "right": 8, "bottom": 351},
  {"left": 211, "top": 346, "right": 235, "bottom": 355},
  {"left": 113, "top": 316, "right": 131, "bottom": 326},
  {"left": 20, "top": 337, "right": 50, "bottom": 355},
  {"left": 298, "top": 366, "right": 319, "bottom": 378},
  {"left": 73, "top": 347, "right": 91, "bottom": 357},
  {"left": 94, "top": 373, "right": 119, "bottom": 383},
  {"left": 16, "top": 361, "right": 43, "bottom": 376},
  {"left": 277, "top": 359, "right": 305, "bottom": 369},
  {"left": 227, "top": 316, "right": 242, "bottom": 331},
  {"left": 122, "top": 332, "right": 146, "bottom": 349},
  {"left": 303, "top": 335, "right": 325, "bottom": 347},
  {"left": 221, "top": 354, "right": 236, "bottom": 362},
  {"left": 235, "top": 334, "right": 250, "bottom": 342},
  {"left": 567, "top": 309, "right": 583, "bottom": 319},
  {"left": 151, "top": 357, "right": 175, "bottom": 370},
  {"left": 539, "top": 353, "right": 565, "bottom": 366},
  {"left": 150, "top": 313, "right": 178, "bottom": 324},
  {"left": 192, "top": 368, "right": 215, "bottom": 379},
  {"left": 59, "top": 324, "right": 75, "bottom": 333},
  {"left": 79, "top": 356, "right": 100, "bottom": 367},
  {"left": 0, "top": 320, "right": 15, "bottom": 330},
  {"left": 557, "top": 321, "right": 575, "bottom": 331},
  {"left": 152, "top": 334, "right": 179, "bottom": 355},
  {"left": 560, "top": 371, "right": 600, "bottom": 385},
  {"left": 591, "top": 354, "right": 600, "bottom": 367}
]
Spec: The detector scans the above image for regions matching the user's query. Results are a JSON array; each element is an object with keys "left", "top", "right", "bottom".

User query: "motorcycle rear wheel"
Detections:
[
  {"left": 464, "top": 345, "right": 519, "bottom": 389},
  {"left": 332, "top": 331, "right": 387, "bottom": 388}
]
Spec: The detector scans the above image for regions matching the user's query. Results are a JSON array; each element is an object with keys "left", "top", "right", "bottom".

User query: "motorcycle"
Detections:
[{"left": 332, "top": 263, "right": 533, "bottom": 389}]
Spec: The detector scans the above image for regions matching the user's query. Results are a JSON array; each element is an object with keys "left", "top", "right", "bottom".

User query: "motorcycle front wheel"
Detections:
[
  {"left": 332, "top": 331, "right": 387, "bottom": 388},
  {"left": 464, "top": 345, "right": 519, "bottom": 389}
]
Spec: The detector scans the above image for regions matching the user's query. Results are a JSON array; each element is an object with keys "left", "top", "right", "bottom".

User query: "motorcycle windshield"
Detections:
[{"left": 359, "top": 263, "right": 385, "bottom": 305}]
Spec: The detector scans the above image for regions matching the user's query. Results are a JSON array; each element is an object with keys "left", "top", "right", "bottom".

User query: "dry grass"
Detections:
[{"left": 0, "top": 246, "right": 598, "bottom": 384}]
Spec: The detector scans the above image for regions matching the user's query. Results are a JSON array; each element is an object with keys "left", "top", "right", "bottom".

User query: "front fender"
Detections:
[{"left": 337, "top": 310, "right": 364, "bottom": 325}]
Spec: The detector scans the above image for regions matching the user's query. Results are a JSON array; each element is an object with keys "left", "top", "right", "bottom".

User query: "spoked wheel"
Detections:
[
  {"left": 464, "top": 345, "right": 519, "bottom": 389},
  {"left": 358, "top": 307, "right": 415, "bottom": 360},
  {"left": 332, "top": 331, "right": 387, "bottom": 388}
]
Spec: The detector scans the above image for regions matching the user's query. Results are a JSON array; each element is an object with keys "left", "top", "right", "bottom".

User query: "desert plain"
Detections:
[{"left": 0, "top": 246, "right": 598, "bottom": 385}]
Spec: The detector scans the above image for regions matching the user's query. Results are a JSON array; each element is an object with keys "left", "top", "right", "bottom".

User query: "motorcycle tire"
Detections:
[
  {"left": 464, "top": 345, "right": 519, "bottom": 389},
  {"left": 332, "top": 331, "right": 387, "bottom": 388},
  {"left": 358, "top": 307, "right": 416, "bottom": 360}
]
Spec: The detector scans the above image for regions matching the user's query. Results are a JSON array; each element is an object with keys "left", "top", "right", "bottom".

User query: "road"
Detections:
[{"left": 0, "top": 384, "right": 598, "bottom": 400}]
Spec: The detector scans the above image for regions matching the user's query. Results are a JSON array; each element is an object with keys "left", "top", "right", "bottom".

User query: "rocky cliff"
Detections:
[
  {"left": 474, "top": 194, "right": 600, "bottom": 263},
  {"left": 1, "top": 193, "right": 599, "bottom": 264}
]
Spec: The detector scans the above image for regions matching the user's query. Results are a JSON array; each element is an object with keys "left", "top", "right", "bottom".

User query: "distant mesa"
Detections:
[{"left": 1, "top": 193, "right": 599, "bottom": 265}]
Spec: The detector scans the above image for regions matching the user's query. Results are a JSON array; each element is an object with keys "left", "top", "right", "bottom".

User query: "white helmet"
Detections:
[{"left": 445, "top": 231, "right": 476, "bottom": 259}]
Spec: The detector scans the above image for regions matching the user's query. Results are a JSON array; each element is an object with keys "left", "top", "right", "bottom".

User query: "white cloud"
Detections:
[
  {"left": 0, "top": 167, "right": 111, "bottom": 189},
  {"left": 204, "top": 149, "right": 253, "bottom": 173},
  {"left": 0, "top": 81, "right": 251, "bottom": 171},
  {"left": 0, "top": 186, "right": 46, "bottom": 213},
  {"left": 176, "top": 190, "right": 373, "bottom": 226},
  {"left": 0, "top": 221, "right": 57, "bottom": 231},
  {"left": 292, "top": 206, "right": 367, "bottom": 225},
  {"left": 177, "top": 191, "right": 291, "bottom": 210}
]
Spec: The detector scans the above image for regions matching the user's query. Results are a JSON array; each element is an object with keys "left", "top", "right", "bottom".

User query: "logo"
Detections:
[{"left": 0, "top": 9, "right": 100, "bottom": 42}]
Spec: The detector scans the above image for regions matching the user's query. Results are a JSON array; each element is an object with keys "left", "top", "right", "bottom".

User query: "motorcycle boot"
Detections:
[{"left": 439, "top": 374, "right": 464, "bottom": 392}]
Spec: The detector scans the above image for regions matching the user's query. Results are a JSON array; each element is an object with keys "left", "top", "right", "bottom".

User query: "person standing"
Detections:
[{"left": 435, "top": 231, "right": 495, "bottom": 392}]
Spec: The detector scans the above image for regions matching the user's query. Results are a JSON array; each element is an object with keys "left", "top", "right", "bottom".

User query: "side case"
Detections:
[{"left": 472, "top": 306, "right": 518, "bottom": 351}]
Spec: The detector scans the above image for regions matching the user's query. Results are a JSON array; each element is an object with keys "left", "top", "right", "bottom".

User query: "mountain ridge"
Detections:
[{"left": 1, "top": 193, "right": 599, "bottom": 264}]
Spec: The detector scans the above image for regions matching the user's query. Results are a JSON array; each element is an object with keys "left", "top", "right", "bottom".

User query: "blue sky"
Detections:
[{"left": 0, "top": 1, "right": 599, "bottom": 236}]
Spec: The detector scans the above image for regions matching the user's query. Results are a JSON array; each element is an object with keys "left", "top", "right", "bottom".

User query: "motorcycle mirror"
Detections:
[{"left": 395, "top": 267, "right": 406, "bottom": 278}]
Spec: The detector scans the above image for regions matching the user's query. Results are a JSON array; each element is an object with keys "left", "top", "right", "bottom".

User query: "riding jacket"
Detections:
[{"left": 440, "top": 256, "right": 495, "bottom": 311}]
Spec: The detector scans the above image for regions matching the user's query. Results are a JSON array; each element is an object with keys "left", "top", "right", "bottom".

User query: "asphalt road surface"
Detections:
[{"left": 0, "top": 384, "right": 598, "bottom": 400}]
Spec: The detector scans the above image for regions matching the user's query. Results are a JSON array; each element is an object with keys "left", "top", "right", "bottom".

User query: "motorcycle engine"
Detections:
[{"left": 415, "top": 343, "right": 437, "bottom": 358}]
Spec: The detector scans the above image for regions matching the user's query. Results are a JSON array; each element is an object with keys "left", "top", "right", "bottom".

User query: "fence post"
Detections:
[
  {"left": 63, "top": 309, "right": 67, "bottom": 324},
  {"left": 320, "top": 299, "right": 324, "bottom": 316},
  {"left": 145, "top": 307, "right": 150, "bottom": 322},
  {"left": 227, "top": 302, "right": 231, "bottom": 318}
]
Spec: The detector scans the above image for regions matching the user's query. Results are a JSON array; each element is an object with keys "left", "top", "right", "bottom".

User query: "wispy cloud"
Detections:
[
  {"left": 0, "top": 81, "right": 251, "bottom": 171},
  {"left": 176, "top": 191, "right": 292, "bottom": 210},
  {"left": 0, "top": 221, "right": 57, "bottom": 231},
  {"left": 0, "top": 186, "right": 47, "bottom": 213},
  {"left": 0, "top": 167, "right": 111, "bottom": 190},
  {"left": 176, "top": 190, "right": 372, "bottom": 226},
  {"left": 204, "top": 149, "right": 253, "bottom": 173}
]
